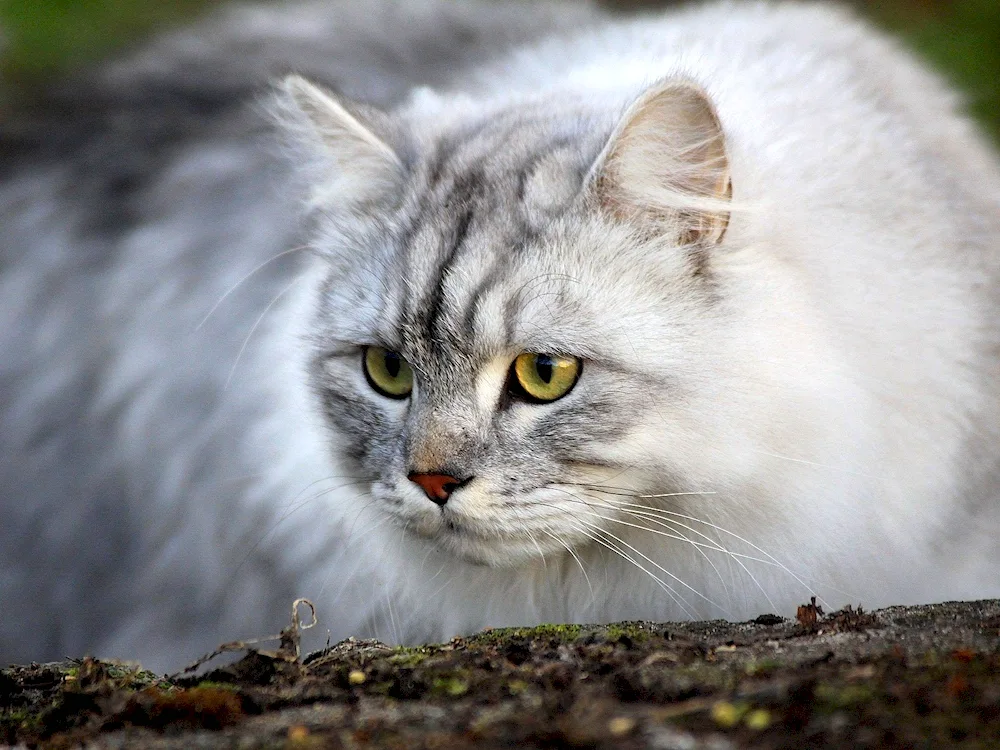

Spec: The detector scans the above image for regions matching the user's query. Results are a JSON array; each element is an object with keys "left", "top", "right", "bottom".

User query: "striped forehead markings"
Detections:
[
  {"left": 396, "top": 116, "right": 593, "bottom": 352},
  {"left": 408, "top": 165, "right": 485, "bottom": 350}
]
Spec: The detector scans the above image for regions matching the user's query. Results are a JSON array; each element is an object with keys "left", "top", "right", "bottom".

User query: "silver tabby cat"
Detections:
[{"left": 3, "top": 0, "right": 1000, "bottom": 672}]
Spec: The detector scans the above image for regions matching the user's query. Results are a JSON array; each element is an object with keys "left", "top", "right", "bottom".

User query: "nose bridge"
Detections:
[{"left": 405, "top": 394, "right": 480, "bottom": 474}]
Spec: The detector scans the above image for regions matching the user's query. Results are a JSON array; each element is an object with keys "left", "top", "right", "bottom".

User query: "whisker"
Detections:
[
  {"left": 574, "top": 512, "right": 722, "bottom": 612},
  {"left": 196, "top": 245, "right": 308, "bottom": 331},
  {"left": 582, "top": 498, "right": 735, "bottom": 610},
  {"left": 561, "top": 482, "right": 716, "bottom": 500},
  {"left": 526, "top": 529, "right": 548, "bottom": 572},
  {"left": 750, "top": 449, "right": 880, "bottom": 480},
  {"left": 541, "top": 528, "right": 594, "bottom": 601},
  {"left": 570, "top": 519, "right": 699, "bottom": 619},
  {"left": 225, "top": 278, "right": 301, "bottom": 389},
  {"left": 574, "top": 488, "right": 833, "bottom": 608}
]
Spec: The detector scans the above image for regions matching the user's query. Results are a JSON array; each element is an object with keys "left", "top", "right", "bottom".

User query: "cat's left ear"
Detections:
[
  {"left": 274, "top": 75, "right": 404, "bottom": 211},
  {"left": 588, "top": 79, "right": 731, "bottom": 245}
]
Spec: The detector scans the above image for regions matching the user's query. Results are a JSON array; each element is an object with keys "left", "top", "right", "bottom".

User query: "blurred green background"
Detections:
[{"left": 2, "top": 0, "right": 999, "bottom": 140}]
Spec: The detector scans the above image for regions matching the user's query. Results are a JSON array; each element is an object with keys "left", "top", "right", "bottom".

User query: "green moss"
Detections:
[
  {"left": 194, "top": 680, "right": 240, "bottom": 693},
  {"left": 506, "top": 679, "right": 530, "bottom": 695},
  {"left": 603, "top": 622, "right": 658, "bottom": 643},
  {"left": 469, "top": 623, "right": 583, "bottom": 645},
  {"left": 743, "top": 658, "right": 783, "bottom": 676},
  {"left": 815, "top": 683, "right": 877, "bottom": 709},
  {"left": 385, "top": 648, "right": 432, "bottom": 668},
  {"left": 431, "top": 676, "right": 470, "bottom": 697},
  {"left": 102, "top": 663, "right": 173, "bottom": 691},
  {"left": 369, "top": 681, "right": 395, "bottom": 696},
  {"left": 0, "top": 708, "right": 43, "bottom": 734}
]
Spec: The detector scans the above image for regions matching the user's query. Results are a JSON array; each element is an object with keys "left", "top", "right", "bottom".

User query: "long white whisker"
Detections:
[
  {"left": 577, "top": 490, "right": 832, "bottom": 609},
  {"left": 225, "top": 278, "right": 300, "bottom": 389},
  {"left": 196, "top": 245, "right": 307, "bottom": 331},
  {"left": 541, "top": 528, "right": 594, "bottom": 601},
  {"left": 526, "top": 529, "right": 548, "bottom": 572},
  {"left": 580, "top": 496, "right": 735, "bottom": 612},
  {"left": 570, "top": 519, "right": 698, "bottom": 618},
  {"left": 750, "top": 449, "right": 880, "bottom": 480},
  {"left": 575, "top": 513, "right": 722, "bottom": 611}
]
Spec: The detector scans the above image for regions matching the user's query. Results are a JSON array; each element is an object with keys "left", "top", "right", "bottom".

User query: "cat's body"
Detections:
[{"left": 3, "top": 0, "right": 1000, "bottom": 672}]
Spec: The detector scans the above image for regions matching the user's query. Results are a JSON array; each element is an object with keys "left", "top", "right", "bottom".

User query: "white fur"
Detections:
[{"left": 280, "top": 0, "right": 1000, "bottom": 645}]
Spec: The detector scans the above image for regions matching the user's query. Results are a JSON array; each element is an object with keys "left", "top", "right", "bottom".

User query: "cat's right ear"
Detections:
[{"left": 274, "top": 75, "right": 404, "bottom": 211}]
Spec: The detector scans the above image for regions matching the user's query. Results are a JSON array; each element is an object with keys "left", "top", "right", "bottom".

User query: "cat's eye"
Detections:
[
  {"left": 363, "top": 346, "right": 413, "bottom": 399},
  {"left": 510, "top": 353, "right": 581, "bottom": 403}
]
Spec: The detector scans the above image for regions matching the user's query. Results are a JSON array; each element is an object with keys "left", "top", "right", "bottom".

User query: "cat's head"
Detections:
[{"left": 275, "top": 74, "right": 755, "bottom": 567}]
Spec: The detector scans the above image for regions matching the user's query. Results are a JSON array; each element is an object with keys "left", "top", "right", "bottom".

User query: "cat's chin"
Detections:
[{"left": 400, "top": 514, "right": 569, "bottom": 568}]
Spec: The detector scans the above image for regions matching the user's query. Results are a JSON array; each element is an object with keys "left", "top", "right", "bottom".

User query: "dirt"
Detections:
[{"left": 3, "top": 599, "right": 1000, "bottom": 749}]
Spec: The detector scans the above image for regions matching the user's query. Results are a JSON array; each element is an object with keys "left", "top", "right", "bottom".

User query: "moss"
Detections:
[
  {"left": 369, "top": 681, "right": 395, "bottom": 697},
  {"left": 743, "top": 658, "right": 783, "bottom": 676},
  {"left": 710, "top": 701, "right": 749, "bottom": 728},
  {"left": 815, "top": 683, "right": 877, "bottom": 710},
  {"left": 431, "top": 676, "right": 470, "bottom": 698},
  {"left": 469, "top": 623, "right": 583, "bottom": 646},
  {"left": 194, "top": 681, "right": 240, "bottom": 693},
  {"left": 744, "top": 708, "right": 771, "bottom": 731},
  {"left": 506, "top": 679, "right": 530, "bottom": 696},
  {"left": 603, "top": 622, "right": 658, "bottom": 644},
  {"left": 0, "top": 708, "right": 43, "bottom": 734},
  {"left": 385, "top": 649, "right": 432, "bottom": 668}
]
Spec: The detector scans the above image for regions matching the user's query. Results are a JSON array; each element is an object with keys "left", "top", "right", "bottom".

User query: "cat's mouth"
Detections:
[
  {"left": 398, "top": 501, "right": 587, "bottom": 567},
  {"left": 372, "top": 478, "right": 609, "bottom": 566}
]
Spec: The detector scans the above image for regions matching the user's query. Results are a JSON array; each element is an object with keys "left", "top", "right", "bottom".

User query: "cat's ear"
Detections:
[
  {"left": 589, "top": 80, "right": 731, "bottom": 245},
  {"left": 275, "top": 75, "right": 403, "bottom": 210}
]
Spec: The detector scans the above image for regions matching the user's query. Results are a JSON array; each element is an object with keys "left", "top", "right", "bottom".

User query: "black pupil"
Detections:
[
  {"left": 535, "top": 355, "right": 553, "bottom": 384},
  {"left": 384, "top": 352, "right": 401, "bottom": 378}
]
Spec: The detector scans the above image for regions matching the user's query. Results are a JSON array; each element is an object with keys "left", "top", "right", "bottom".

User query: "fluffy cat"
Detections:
[{"left": 3, "top": 0, "right": 1000, "bottom": 672}]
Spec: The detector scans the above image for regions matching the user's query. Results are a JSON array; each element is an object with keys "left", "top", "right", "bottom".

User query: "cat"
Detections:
[{"left": 3, "top": 0, "right": 1000, "bottom": 673}]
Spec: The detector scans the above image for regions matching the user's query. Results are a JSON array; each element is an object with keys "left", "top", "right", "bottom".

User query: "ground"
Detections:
[{"left": 3, "top": 599, "right": 1000, "bottom": 748}]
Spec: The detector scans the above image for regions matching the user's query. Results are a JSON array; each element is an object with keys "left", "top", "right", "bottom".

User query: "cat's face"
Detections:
[{"left": 282, "top": 77, "right": 735, "bottom": 566}]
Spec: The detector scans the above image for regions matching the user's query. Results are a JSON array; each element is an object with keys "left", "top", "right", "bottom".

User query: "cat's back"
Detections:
[{"left": 488, "top": 1, "right": 1000, "bottom": 193}]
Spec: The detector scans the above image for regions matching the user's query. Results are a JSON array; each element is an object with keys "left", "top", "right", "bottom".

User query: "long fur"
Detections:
[{"left": 3, "top": 0, "right": 1000, "bottom": 672}]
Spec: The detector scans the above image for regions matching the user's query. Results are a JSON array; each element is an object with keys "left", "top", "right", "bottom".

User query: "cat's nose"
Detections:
[{"left": 407, "top": 472, "right": 471, "bottom": 506}]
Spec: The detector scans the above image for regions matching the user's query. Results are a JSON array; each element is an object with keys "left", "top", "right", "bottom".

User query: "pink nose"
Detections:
[{"left": 408, "top": 472, "right": 465, "bottom": 505}]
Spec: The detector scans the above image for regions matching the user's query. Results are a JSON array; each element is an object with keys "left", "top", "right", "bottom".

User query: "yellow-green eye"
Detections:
[
  {"left": 363, "top": 346, "right": 413, "bottom": 399},
  {"left": 511, "top": 353, "right": 581, "bottom": 403}
]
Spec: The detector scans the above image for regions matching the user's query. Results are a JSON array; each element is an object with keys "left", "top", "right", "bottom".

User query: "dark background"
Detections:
[{"left": 2, "top": 0, "right": 999, "bottom": 140}]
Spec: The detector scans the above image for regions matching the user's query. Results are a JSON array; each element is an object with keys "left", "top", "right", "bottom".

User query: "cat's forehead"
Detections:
[
  {"left": 406, "top": 107, "right": 607, "bottom": 226},
  {"left": 373, "top": 112, "right": 608, "bottom": 361}
]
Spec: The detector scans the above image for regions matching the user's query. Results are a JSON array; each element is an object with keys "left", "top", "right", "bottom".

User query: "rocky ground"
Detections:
[{"left": 3, "top": 599, "right": 1000, "bottom": 749}]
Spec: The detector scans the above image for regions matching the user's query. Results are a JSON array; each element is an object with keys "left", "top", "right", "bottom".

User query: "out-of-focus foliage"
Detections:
[
  {"left": 0, "top": 0, "right": 216, "bottom": 84},
  {"left": 870, "top": 0, "right": 1000, "bottom": 141},
  {"left": 1, "top": 0, "right": 998, "bottom": 140}
]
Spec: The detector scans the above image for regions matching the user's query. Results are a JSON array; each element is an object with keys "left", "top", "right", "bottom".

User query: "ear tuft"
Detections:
[
  {"left": 591, "top": 80, "right": 731, "bottom": 245},
  {"left": 274, "top": 74, "right": 403, "bottom": 211}
]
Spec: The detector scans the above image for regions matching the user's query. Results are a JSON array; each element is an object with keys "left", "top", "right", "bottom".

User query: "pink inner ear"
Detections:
[{"left": 591, "top": 79, "right": 732, "bottom": 244}]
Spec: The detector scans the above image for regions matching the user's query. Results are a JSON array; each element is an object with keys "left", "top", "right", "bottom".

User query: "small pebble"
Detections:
[
  {"left": 287, "top": 725, "right": 310, "bottom": 740},
  {"left": 711, "top": 701, "right": 746, "bottom": 728},
  {"left": 744, "top": 709, "right": 771, "bottom": 730},
  {"left": 348, "top": 670, "right": 366, "bottom": 685},
  {"left": 608, "top": 716, "right": 636, "bottom": 736}
]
